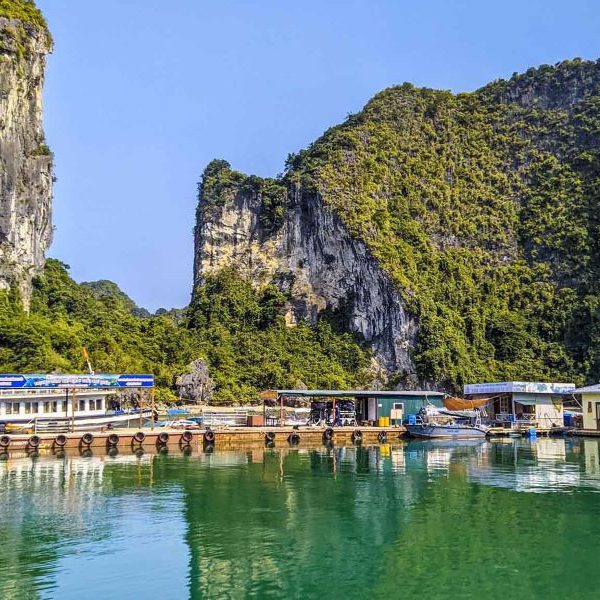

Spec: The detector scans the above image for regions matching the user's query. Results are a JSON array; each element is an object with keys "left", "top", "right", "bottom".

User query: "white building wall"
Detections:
[{"left": 582, "top": 393, "right": 600, "bottom": 430}]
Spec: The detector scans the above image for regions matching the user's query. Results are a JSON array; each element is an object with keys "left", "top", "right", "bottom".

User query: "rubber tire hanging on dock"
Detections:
[
  {"left": 323, "top": 428, "right": 334, "bottom": 442},
  {"left": 0, "top": 435, "right": 10, "bottom": 448},
  {"left": 157, "top": 432, "right": 169, "bottom": 445},
  {"left": 288, "top": 432, "right": 300, "bottom": 445},
  {"left": 351, "top": 430, "right": 363, "bottom": 444},
  {"left": 181, "top": 430, "right": 193, "bottom": 445},
  {"left": 54, "top": 434, "right": 67, "bottom": 447},
  {"left": 377, "top": 431, "right": 387, "bottom": 443},
  {"left": 107, "top": 433, "right": 119, "bottom": 446},
  {"left": 265, "top": 431, "right": 276, "bottom": 444},
  {"left": 204, "top": 430, "right": 215, "bottom": 444},
  {"left": 133, "top": 431, "right": 145, "bottom": 444},
  {"left": 28, "top": 435, "right": 41, "bottom": 448},
  {"left": 81, "top": 432, "right": 94, "bottom": 445}
]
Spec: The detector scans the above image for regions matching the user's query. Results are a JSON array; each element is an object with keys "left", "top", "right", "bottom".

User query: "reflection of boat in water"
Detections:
[
  {"left": 406, "top": 406, "right": 490, "bottom": 439},
  {"left": 407, "top": 438, "right": 488, "bottom": 450}
]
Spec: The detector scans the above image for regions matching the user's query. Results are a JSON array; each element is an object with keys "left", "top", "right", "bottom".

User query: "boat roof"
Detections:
[
  {"left": 274, "top": 389, "right": 445, "bottom": 398},
  {"left": 573, "top": 384, "right": 600, "bottom": 394},
  {"left": 464, "top": 381, "right": 576, "bottom": 395}
]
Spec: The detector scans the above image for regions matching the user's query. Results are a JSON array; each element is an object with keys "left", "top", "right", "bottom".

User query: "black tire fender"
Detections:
[{"left": 81, "top": 432, "right": 94, "bottom": 445}]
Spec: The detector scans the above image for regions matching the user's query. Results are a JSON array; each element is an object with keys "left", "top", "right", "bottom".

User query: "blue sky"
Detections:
[{"left": 37, "top": 0, "right": 600, "bottom": 310}]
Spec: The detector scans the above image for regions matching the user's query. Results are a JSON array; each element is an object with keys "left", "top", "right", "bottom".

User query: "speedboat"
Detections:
[{"left": 406, "top": 405, "right": 490, "bottom": 439}]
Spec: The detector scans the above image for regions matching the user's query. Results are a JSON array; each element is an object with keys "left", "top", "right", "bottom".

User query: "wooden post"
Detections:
[
  {"left": 511, "top": 394, "right": 516, "bottom": 430},
  {"left": 150, "top": 388, "right": 155, "bottom": 431},
  {"left": 71, "top": 388, "right": 76, "bottom": 433},
  {"left": 138, "top": 391, "right": 143, "bottom": 430},
  {"left": 280, "top": 395, "right": 284, "bottom": 427}
]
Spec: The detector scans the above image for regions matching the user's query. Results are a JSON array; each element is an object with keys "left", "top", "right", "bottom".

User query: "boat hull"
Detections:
[
  {"left": 406, "top": 424, "right": 488, "bottom": 439},
  {"left": 1, "top": 411, "right": 152, "bottom": 432}
]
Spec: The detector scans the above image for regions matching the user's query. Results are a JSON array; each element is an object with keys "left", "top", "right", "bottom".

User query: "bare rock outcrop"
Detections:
[{"left": 0, "top": 15, "right": 53, "bottom": 309}]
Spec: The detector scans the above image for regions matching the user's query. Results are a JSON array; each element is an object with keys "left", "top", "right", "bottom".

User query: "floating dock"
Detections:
[
  {"left": 0, "top": 425, "right": 406, "bottom": 455},
  {"left": 569, "top": 429, "right": 600, "bottom": 437}
]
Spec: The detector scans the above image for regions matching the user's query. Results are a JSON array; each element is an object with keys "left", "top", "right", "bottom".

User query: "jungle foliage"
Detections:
[{"left": 0, "top": 260, "right": 371, "bottom": 403}]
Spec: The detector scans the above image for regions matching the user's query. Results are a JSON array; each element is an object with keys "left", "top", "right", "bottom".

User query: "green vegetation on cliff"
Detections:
[
  {"left": 188, "top": 269, "right": 372, "bottom": 402},
  {"left": 0, "top": 0, "right": 48, "bottom": 32},
  {"left": 282, "top": 58, "right": 600, "bottom": 389},
  {"left": 0, "top": 260, "right": 370, "bottom": 402},
  {"left": 198, "top": 159, "right": 288, "bottom": 234}
]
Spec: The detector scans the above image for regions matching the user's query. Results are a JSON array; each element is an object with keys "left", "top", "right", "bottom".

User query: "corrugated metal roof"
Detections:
[
  {"left": 574, "top": 384, "right": 600, "bottom": 394},
  {"left": 276, "top": 389, "right": 444, "bottom": 397},
  {"left": 464, "top": 381, "right": 575, "bottom": 395}
]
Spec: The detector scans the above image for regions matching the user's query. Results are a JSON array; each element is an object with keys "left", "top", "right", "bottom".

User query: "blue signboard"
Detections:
[{"left": 0, "top": 374, "right": 154, "bottom": 389}]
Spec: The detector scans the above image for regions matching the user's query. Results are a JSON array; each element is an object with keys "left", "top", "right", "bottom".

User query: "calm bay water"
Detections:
[{"left": 2, "top": 439, "right": 600, "bottom": 599}]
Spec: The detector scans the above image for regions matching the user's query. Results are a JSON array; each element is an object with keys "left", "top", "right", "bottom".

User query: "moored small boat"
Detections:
[{"left": 406, "top": 405, "right": 490, "bottom": 439}]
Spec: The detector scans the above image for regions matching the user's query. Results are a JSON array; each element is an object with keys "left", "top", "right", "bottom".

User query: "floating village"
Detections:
[{"left": 0, "top": 372, "right": 599, "bottom": 456}]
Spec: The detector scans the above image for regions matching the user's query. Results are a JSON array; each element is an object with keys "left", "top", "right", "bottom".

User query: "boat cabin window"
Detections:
[
  {"left": 5, "top": 402, "right": 16, "bottom": 415},
  {"left": 90, "top": 398, "right": 103, "bottom": 410},
  {"left": 44, "top": 401, "right": 58, "bottom": 413},
  {"left": 499, "top": 397, "right": 509, "bottom": 413},
  {"left": 393, "top": 403, "right": 404, "bottom": 411},
  {"left": 25, "top": 402, "right": 39, "bottom": 414},
  {"left": 78, "top": 399, "right": 86, "bottom": 412}
]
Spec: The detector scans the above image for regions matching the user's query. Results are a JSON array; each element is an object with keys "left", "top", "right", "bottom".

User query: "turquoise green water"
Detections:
[{"left": 2, "top": 438, "right": 600, "bottom": 599}]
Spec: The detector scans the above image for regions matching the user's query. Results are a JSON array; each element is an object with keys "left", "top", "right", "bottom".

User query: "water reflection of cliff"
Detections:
[{"left": 180, "top": 447, "right": 419, "bottom": 600}]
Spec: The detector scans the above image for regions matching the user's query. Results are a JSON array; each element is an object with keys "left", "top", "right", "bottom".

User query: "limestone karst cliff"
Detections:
[
  {"left": 194, "top": 58, "right": 600, "bottom": 390},
  {"left": 0, "top": 4, "right": 53, "bottom": 309},
  {"left": 194, "top": 161, "right": 417, "bottom": 380}
]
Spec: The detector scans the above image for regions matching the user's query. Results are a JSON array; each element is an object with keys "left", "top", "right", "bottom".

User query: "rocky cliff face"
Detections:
[
  {"left": 194, "top": 162, "right": 417, "bottom": 380},
  {"left": 0, "top": 13, "right": 53, "bottom": 309}
]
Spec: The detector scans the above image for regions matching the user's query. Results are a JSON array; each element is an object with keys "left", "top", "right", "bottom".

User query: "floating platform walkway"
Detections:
[
  {"left": 569, "top": 429, "right": 600, "bottom": 437},
  {"left": 0, "top": 425, "right": 407, "bottom": 455}
]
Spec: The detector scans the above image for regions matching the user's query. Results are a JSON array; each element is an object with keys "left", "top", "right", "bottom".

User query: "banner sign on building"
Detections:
[
  {"left": 0, "top": 374, "right": 155, "bottom": 389},
  {"left": 464, "top": 381, "right": 575, "bottom": 395}
]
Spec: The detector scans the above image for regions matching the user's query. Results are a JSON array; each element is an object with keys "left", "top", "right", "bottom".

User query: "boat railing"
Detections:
[
  {"left": 33, "top": 418, "right": 71, "bottom": 433},
  {"left": 201, "top": 408, "right": 248, "bottom": 427},
  {"left": 496, "top": 413, "right": 536, "bottom": 428}
]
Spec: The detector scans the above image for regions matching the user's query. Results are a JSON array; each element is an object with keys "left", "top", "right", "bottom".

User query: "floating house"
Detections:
[
  {"left": 269, "top": 389, "right": 445, "bottom": 425},
  {"left": 574, "top": 384, "right": 600, "bottom": 430},
  {"left": 463, "top": 381, "right": 575, "bottom": 429}
]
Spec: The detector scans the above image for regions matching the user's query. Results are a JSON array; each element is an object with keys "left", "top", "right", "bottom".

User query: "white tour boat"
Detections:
[{"left": 0, "top": 387, "right": 151, "bottom": 432}]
